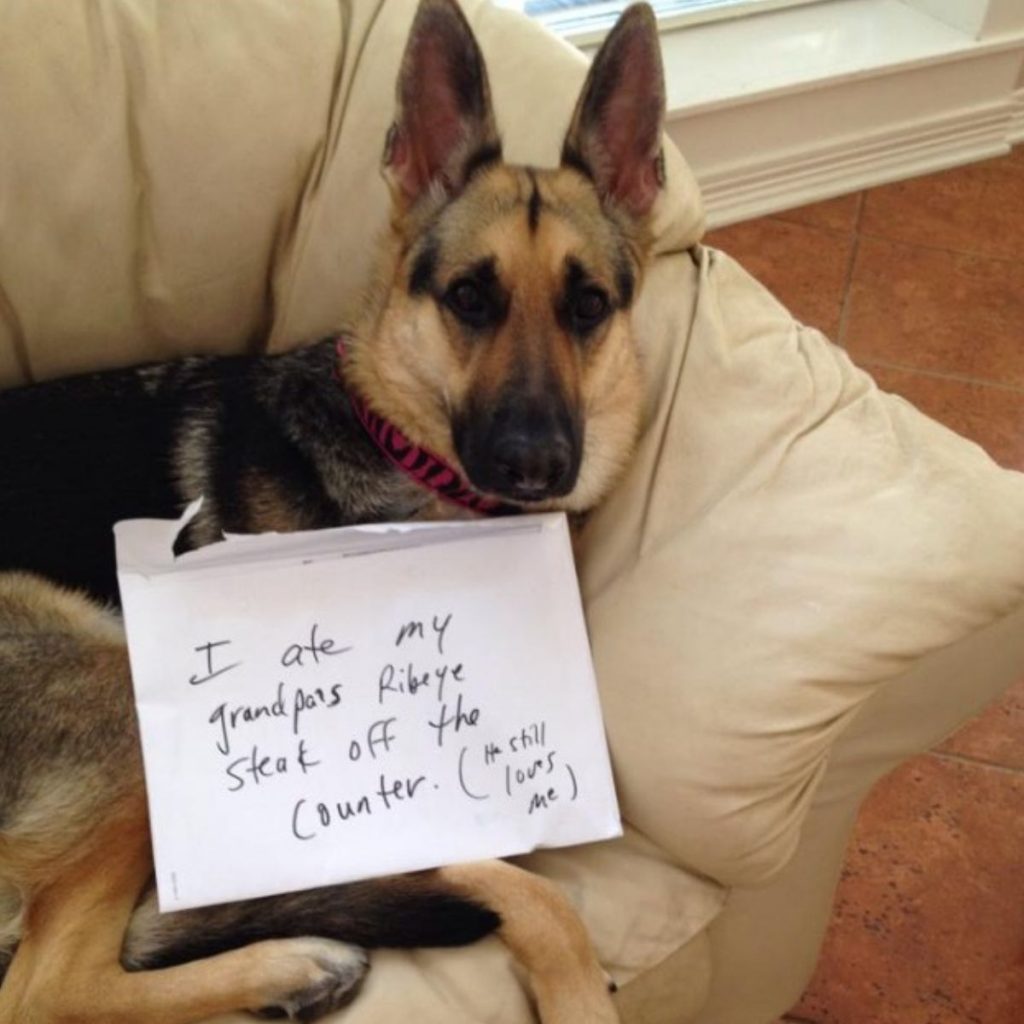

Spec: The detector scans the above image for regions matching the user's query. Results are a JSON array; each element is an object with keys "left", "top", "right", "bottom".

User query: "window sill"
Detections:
[{"left": 582, "top": 0, "right": 1024, "bottom": 226}]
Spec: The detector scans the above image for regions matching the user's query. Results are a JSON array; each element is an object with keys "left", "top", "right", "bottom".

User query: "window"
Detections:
[{"left": 511, "top": 1, "right": 829, "bottom": 41}]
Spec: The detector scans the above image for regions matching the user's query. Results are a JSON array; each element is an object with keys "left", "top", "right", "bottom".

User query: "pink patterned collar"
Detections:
[{"left": 335, "top": 336, "right": 508, "bottom": 515}]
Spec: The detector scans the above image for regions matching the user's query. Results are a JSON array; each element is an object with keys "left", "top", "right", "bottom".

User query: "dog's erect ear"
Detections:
[
  {"left": 384, "top": 0, "right": 500, "bottom": 204},
  {"left": 561, "top": 3, "right": 666, "bottom": 218}
]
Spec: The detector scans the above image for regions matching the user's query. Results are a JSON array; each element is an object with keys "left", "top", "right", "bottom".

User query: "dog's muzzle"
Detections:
[{"left": 455, "top": 396, "right": 582, "bottom": 503}]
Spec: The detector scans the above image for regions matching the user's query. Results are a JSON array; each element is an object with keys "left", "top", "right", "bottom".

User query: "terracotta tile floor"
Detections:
[{"left": 705, "top": 148, "right": 1024, "bottom": 1024}]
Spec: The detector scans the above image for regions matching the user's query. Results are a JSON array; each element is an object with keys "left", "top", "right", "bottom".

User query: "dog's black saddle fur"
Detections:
[{"left": 0, "top": 339, "right": 431, "bottom": 604}]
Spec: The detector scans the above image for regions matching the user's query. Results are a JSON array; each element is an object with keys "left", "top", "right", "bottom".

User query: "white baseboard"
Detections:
[
  {"left": 1010, "top": 87, "right": 1024, "bottom": 144},
  {"left": 694, "top": 99, "right": 1015, "bottom": 228}
]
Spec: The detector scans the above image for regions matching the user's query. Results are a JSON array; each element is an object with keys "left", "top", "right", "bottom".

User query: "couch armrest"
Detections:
[
  {"left": 577, "top": 245, "right": 1024, "bottom": 885},
  {"left": 693, "top": 601, "right": 1024, "bottom": 1023}
]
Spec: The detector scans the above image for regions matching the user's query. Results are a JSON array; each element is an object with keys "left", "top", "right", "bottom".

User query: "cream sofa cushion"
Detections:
[
  {"left": 580, "top": 248, "right": 1024, "bottom": 885},
  {"left": 201, "top": 827, "right": 721, "bottom": 1024},
  {"left": 0, "top": 0, "right": 365, "bottom": 381}
]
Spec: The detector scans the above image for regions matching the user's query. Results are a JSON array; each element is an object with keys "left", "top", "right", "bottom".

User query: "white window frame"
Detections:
[
  {"left": 546, "top": 0, "right": 1024, "bottom": 227},
  {"left": 526, "top": 0, "right": 826, "bottom": 47}
]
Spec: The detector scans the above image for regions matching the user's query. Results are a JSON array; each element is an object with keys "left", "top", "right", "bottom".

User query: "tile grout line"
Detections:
[
  {"left": 835, "top": 193, "right": 866, "bottom": 349},
  {"left": 858, "top": 357, "right": 1024, "bottom": 397},
  {"left": 713, "top": 215, "right": 855, "bottom": 244},
  {"left": 852, "top": 189, "right": 866, "bottom": 234},
  {"left": 856, "top": 227, "right": 1024, "bottom": 267},
  {"left": 930, "top": 748, "right": 1024, "bottom": 778},
  {"left": 768, "top": 212, "right": 857, "bottom": 237}
]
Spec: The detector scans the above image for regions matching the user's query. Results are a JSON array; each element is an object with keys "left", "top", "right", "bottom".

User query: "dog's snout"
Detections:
[
  {"left": 455, "top": 393, "right": 582, "bottom": 504},
  {"left": 492, "top": 431, "right": 573, "bottom": 498}
]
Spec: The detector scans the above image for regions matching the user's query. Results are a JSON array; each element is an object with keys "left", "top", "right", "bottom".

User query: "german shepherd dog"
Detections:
[{"left": 0, "top": 2, "right": 667, "bottom": 1021}]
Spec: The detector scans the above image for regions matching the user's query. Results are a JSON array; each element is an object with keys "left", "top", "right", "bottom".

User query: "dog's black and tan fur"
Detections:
[{"left": 0, "top": 2, "right": 667, "bottom": 1021}]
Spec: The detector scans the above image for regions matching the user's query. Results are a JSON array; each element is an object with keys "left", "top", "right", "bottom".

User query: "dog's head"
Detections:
[{"left": 349, "top": 0, "right": 665, "bottom": 512}]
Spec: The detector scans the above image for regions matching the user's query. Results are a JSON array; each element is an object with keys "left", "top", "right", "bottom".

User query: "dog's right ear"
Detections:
[{"left": 384, "top": 0, "right": 501, "bottom": 206}]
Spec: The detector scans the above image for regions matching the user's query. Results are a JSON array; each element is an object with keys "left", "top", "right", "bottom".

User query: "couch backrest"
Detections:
[{"left": 0, "top": 0, "right": 704, "bottom": 388}]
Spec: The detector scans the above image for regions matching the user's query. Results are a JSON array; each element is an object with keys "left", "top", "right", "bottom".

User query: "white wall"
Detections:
[
  {"left": 982, "top": 0, "right": 1024, "bottom": 36},
  {"left": 902, "top": 0, "right": 987, "bottom": 36},
  {"left": 902, "top": 0, "right": 1024, "bottom": 38}
]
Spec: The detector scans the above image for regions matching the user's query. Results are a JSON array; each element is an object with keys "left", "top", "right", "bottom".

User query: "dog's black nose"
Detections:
[
  {"left": 492, "top": 433, "right": 574, "bottom": 499},
  {"left": 454, "top": 394, "right": 582, "bottom": 503}
]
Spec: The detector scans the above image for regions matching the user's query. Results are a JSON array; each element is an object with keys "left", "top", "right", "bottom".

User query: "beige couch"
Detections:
[{"left": 3, "top": 2, "right": 1024, "bottom": 1022}]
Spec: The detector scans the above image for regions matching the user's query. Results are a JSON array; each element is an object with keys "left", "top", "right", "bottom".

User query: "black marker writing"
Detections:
[
  {"left": 376, "top": 772, "right": 427, "bottom": 810},
  {"left": 189, "top": 640, "right": 241, "bottom": 686},
  {"left": 345, "top": 718, "right": 398, "bottom": 762},
  {"left": 281, "top": 623, "right": 352, "bottom": 668},
  {"left": 366, "top": 717, "right": 398, "bottom": 759},
  {"left": 291, "top": 683, "right": 344, "bottom": 735},
  {"left": 291, "top": 793, "right": 374, "bottom": 841},
  {"left": 566, "top": 762, "right": 579, "bottom": 801},
  {"left": 394, "top": 620, "right": 425, "bottom": 646},
  {"left": 377, "top": 660, "right": 464, "bottom": 704},
  {"left": 458, "top": 746, "right": 489, "bottom": 801},
  {"left": 503, "top": 751, "right": 558, "bottom": 795},
  {"left": 378, "top": 661, "right": 430, "bottom": 701},
  {"left": 432, "top": 613, "right": 452, "bottom": 655},
  {"left": 225, "top": 738, "right": 321, "bottom": 793},
  {"left": 209, "top": 683, "right": 288, "bottom": 756},
  {"left": 394, "top": 612, "right": 453, "bottom": 655},
  {"left": 427, "top": 693, "right": 480, "bottom": 747},
  {"left": 297, "top": 738, "right": 320, "bottom": 774},
  {"left": 528, "top": 788, "right": 559, "bottom": 814}
]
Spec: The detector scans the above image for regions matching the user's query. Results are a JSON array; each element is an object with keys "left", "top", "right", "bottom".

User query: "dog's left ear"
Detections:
[
  {"left": 384, "top": 0, "right": 500, "bottom": 205},
  {"left": 561, "top": 3, "right": 666, "bottom": 218}
]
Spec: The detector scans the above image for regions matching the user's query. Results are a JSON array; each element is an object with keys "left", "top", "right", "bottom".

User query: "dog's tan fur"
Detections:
[{"left": 0, "top": 1, "right": 667, "bottom": 1020}]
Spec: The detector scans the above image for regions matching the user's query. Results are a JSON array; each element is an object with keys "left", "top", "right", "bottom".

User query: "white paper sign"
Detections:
[{"left": 115, "top": 508, "right": 621, "bottom": 912}]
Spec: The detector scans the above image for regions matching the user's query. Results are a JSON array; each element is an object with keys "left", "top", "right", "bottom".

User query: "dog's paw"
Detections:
[{"left": 252, "top": 938, "right": 369, "bottom": 1022}]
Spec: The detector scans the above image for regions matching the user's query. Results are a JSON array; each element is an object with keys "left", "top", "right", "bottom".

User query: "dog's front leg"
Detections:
[
  {"left": 439, "top": 861, "right": 619, "bottom": 1024},
  {"left": 3, "top": 932, "right": 368, "bottom": 1024},
  {"left": 0, "top": 796, "right": 367, "bottom": 1024}
]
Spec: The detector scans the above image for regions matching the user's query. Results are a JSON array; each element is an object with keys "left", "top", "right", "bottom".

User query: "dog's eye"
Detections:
[
  {"left": 572, "top": 288, "right": 610, "bottom": 330},
  {"left": 446, "top": 280, "right": 490, "bottom": 327}
]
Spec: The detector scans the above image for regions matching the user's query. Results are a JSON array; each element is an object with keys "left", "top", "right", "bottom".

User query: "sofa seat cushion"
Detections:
[{"left": 202, "top": 828, "right": 724, "bottom": 1024}]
